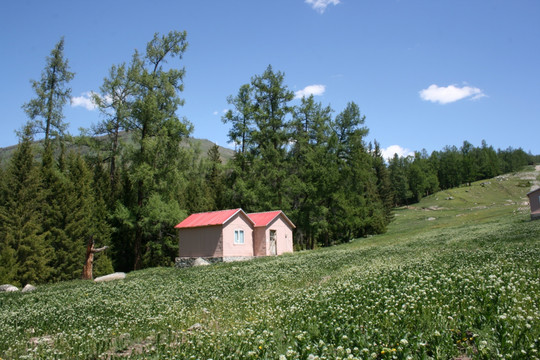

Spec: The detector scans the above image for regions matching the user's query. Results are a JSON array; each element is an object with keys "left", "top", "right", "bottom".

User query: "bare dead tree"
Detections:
[{"left": 82, "top": 235, "right": 109, "bottom": 280}]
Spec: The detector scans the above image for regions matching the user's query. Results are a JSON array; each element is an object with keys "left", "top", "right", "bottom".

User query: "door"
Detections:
[{"left": 269, "top": 230, "right": 277, "bottom": 255}]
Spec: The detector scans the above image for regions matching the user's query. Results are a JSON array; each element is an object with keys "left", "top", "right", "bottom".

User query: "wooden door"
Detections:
[{"left": 269, "top": 230, "right": 277, "bottom": 255}]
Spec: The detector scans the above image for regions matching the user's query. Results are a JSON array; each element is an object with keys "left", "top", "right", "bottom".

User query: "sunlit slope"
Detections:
[{"left": 1, "top": 167, "right": 539, "bottom": 359}]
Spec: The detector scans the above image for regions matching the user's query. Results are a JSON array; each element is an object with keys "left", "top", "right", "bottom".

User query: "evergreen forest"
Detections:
[{"left": 0, "top": 32, "right": 536, "bottom": 286}]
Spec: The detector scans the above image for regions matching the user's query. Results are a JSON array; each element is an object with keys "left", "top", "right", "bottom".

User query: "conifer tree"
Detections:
[
  {"left": 222, "top": 84, "right": 254, "bottom": 162},
  {"left": 38, "top": 142, "right": 72, "bottom": 281},
  {"left": 436, "top": 145, "right": 462, "bottom": 189},
  {"left": 372, "top": 140, "right": 394, "bottom": 223},
  {"left": 206, "top": 144, "right": 225, "bottom": 210},
  {"left": 0, "top": 125, "right": 52, "bottom": 286},
  {"left": 250, "top": 65, "right": 294, "bottom": 210},
  {"left": 478, "top": 140, "right": 500, "bottom": 179},
  {"left": 461, "top": 141, "right": 478, "bottom": 186},
  {"left": 22, "top": 37, "right": 74, "bottom": 148},
  {"left": 288, "top": 95, "right": 333, "bottom": 248},
  {"left": 329, "top": 102, "right": 374, "bottom": 241},
  {"left": 388, "top": 154, "right": 411, "bottom": 206},
  {"left": 91, "top": 60, "right": 137, "bottom": 200},
  {"left": 116, "top": 31, "right": 191, "bottom": 269},
  {"left": 222, "top": 84, "right": 258, "bottom": 210}
]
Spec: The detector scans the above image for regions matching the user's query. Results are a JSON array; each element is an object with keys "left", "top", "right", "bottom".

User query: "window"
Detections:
[{"left": 234, "top": 230, "right": 244, "bottom": 244}]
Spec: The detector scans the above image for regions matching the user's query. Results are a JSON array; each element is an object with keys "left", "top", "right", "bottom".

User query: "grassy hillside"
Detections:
[{"left": 1, "top": 167, "right": 539, "bottom": 359}]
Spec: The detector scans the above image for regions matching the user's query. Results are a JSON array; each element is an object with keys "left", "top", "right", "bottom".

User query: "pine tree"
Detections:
[
  {"left": 436, "top": 145, "right": 462, "bottom": 189},
  {"left": 477, "top": 140, "right": 500, "bottom": 179},
  {"left": 0, "top": 125, "right": 52, "bottom": 286},
  {"left": 22, "top": 37, "right": 74, "bottom": 148},
  {"left": 222, "top": 83, "right": 257, "bottom": 210},
  {"left": 39, "top": 143, "right": 73, "bottom": 281},
  {"left": 250, "top": 65, "right": 294, "bottom": 210},
  {"left": 119, "top": 31, "right": 191, "bottom": 269},
  {"left": 222, "top": 84, "right": 254, "bottom": 162},
  {"left": 461, "top": 141, "right": 478, "bottom": 186},
  {"left": 287, "top": 95, "right": 333, "bottom": 248},
  {"left": 206, "top": 144, "right": 225, "bottom": 210},
  {"left": 91, "top": 61, "right": 137, "bottom": 200},
  {"left": 372, "top": 141, "right": 394, "bottom": 223},
  {"left": 388, "top": 154, "right": 411, "bottom": 206},
  {"left": 329, "top": 102, "right": 373, "bottom": 241}
]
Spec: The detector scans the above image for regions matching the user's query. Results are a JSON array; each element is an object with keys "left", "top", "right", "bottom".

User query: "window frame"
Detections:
[{"left": 234, "top": 229, "right": 245, "bottom": 244}]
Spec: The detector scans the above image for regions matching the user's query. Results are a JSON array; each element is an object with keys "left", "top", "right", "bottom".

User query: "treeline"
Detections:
[
  {"left": 0, "top": 31, "right": 535, "bottom": 286},
  {"left": 388, "top": 142, "right": 534, "bottom": 206},
  {"left": 220, "top": 66, "right": 393, "bottom": 249},
  {"left": 0, "top": 32, "right": 394, "bottom": 286}
]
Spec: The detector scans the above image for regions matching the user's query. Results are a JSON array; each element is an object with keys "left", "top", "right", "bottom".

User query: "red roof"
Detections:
[
  {"left": 174, "top": 209, "right": 295, "bottom": 229},
  {"left": 248, "top": 210, "right": 295, "bottom": 228},
  {"left": 175, "top": 209, "right": 250, "bottom": 229}
]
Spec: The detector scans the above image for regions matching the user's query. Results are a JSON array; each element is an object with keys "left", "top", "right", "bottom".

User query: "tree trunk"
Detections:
[{"left": 82, "top": 236, "right": 109, "bottom": 280}]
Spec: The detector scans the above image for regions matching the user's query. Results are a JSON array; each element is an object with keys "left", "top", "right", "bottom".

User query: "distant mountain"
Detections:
[{"left": 0, "top": 132, "right": 235, "bottom": 167}]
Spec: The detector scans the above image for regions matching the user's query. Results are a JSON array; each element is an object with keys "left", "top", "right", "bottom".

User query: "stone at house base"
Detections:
[
  {"left": 0, "top": 284, "right": 19, "bottom": 292},
  {"left": 22, "top": 284, "right": 37, "bottom": 292},
  {"left": 94, "top": 272, "right": 126, "bottom": 282},
  {"left": 532, "top": 212, "right": 540, "bottom": 221},
  {"left": 193, "top": 257, "right": 211, "bottom": 266},
  {"left": 175, "top": 256, "right": 255, "bottom": 268}
]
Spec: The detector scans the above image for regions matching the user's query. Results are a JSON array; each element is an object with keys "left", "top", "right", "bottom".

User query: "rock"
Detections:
[
  {"left": 427, "top": 217, "right": 436, "bottom": 221},
  {"left": 94, "top": 272, "right": 126, "bottom": 282},
  {"left": 29, "top": 335, "right": 54, "bottom": 346},
  {"left": 0, "top": 284, "right": 19, "bottom": 292},
  {"left": 446, "top": 196, "right": 454, "bottom": 200},
  {"left": 187, "top": 323, "right": 203, "bottom": 331},
  {"left": 192, "top": 257, "right": 211, "bottom": 267},
  {"left": 22, "top": 284, "right": 37, "bottom": 292}
]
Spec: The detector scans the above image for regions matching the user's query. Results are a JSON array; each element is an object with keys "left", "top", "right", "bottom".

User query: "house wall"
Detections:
[
  {"left": 178, "top": 225, "right": 223, "bottom": 258},
  {"left": 529, "top": 189, "right": 540, "bottom": 220},
  {"left": 263, "top": 216, "right": 294, "bottom": 255},
  {"left": 222, "top": 212, "right": 255, "bottom": 257},
  {"left": 253, "top": 227, "right": 267, "bottom": 256}
]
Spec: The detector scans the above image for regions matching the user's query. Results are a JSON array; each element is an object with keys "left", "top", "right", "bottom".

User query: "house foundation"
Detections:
[{"left": 174, "top": 256, "right": 254, "bottom": 268}]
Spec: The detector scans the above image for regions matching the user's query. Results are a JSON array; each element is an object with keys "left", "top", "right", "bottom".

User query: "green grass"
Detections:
[{"left": 1, "top": 167, "right": 539, "bottom": 359}]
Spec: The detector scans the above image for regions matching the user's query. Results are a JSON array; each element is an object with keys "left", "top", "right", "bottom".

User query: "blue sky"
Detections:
[{"left": 1, "top": 0, "right": 539, "bottom": 157}]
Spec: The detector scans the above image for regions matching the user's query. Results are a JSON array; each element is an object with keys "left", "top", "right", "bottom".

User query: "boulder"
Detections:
[
  {"left": 22, "top": 284, "right": 37, "bottom": 292},
  {"left": 94, "top": 272, "right": 126, "bottom": 282},
  {"left": 427, "top": 217, "right": 436, "bottom": 221},
  {"left": 187, "top": 323, "right": 203, "bottom": 331},
  {"left": 0, "top": 284, "right": 19, "bottom": 292},
  {"left": 192, "top": 257, "right": 211, "bottom": 267}
]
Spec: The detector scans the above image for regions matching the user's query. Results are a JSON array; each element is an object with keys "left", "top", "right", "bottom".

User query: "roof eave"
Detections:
[{"left": 222, "top": 209, "right": 256, "bottom": 226}]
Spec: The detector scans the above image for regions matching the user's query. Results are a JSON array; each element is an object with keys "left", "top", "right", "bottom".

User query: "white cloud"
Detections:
[
  {"left": 419, "top": 84, "right": 486, "bottom": 104},
  {"left": 381, "top": 145, "right": 414, "bottom": 160},
  {"left": 71, "top": 91, "right": 97, "bottom": 110},
  {"left": 295, "top": 84, "right": 326, "bottom": 99},
  {"left": 215, "top": 109, "right": 229, "bottom": 116},
  {"left": 305, "top": 0, "right": 340, "bottom": 13}
]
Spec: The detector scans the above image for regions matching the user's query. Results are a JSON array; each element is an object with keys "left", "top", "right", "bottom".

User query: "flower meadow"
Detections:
[{"left": 1, "top": 175, "right": 539, "bottom": 359}]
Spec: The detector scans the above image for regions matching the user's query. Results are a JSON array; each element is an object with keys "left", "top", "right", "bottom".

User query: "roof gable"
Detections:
[
  {"left": 527, "top": 187, "right": 540, "bottom": 197},
  {"left": 248, "top": 210, "right": 296, "bottom": 228},
  {"left": 175, "top": 209, "right": 253, "bottom": 229}
]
